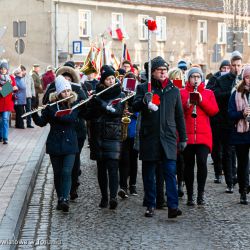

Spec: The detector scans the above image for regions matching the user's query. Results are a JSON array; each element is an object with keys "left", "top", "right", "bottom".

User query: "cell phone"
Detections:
[{"left": 189, "top": 92, "right": 200, "bottom": 105}]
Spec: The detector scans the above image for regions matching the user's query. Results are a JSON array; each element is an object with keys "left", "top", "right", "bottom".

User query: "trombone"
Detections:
[{"left": 21, "top": 95, "right": 74, "bottom": 118}]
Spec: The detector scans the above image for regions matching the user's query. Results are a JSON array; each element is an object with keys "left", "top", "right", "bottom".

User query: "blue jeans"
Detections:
[
  {"left": 142, "top": 159, "right": 178, "bottom": 209},
  {"left": 50, "top": 154, "right": 75, "bottom": 200},
  {"left": 0, "top": 111, "right": 10, "bottom": 140}
]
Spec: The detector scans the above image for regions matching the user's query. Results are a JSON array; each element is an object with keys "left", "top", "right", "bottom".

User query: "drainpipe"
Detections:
[{"left": 55, "top": 1, "right": 59, "bottom": 68}]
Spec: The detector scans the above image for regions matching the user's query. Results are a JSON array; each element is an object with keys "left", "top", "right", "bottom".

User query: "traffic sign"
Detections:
[{"left": 15, "top": 39, "right": 25, "bottom": 54}]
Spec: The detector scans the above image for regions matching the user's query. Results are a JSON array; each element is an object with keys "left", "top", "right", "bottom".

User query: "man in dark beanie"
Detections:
[{"left": 133, "top": 56, "right": 187, "bottom": 218}]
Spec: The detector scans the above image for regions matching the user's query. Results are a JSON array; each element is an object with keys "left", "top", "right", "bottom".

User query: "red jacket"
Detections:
[
  {"left": 42, "top": 71, "right": 55, "bottom": 90},
  {"left": 0, "top": 75, "right": 16, "bottom": 112},
  {"left": 180, "top": 82, "right": 219, "bottom": 152}
]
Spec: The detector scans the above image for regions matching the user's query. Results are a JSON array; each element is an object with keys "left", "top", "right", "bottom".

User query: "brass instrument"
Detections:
[
  {"left": 120, "top": 92, "right": 136, "bottom": 103},
  {"left": 121, "top": 101, "right": 131, "bottom": 141},
  {"left": 191, "top": 82, "right": 198, "bottom": 118},
  {"left": 80, "top": 60, "right": 97, "bottom": 75},
  {"left": 21, "top": 95, "right": 74, "bottom": 118}
]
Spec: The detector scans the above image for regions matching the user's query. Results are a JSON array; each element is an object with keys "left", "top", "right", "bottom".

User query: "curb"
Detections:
[{"left": 0, "top": 127, "right": 49, "bottom": 250}]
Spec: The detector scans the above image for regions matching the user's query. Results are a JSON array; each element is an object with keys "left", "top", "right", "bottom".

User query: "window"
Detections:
[
  {"left": 197, "top": 20, "right": 207, "bottom": 43},
  {"left": 156, "top": 16, "right": 166, "bottom": 41},
  {"left": 218, "top": 22, "right": 227, "bottom": 44},
  {"left": 138, "top": 15, "right": 149, "bottom": 40},
  {"left": 248, "top": 24, "right": 250, "bottom": 46},
  {"left": 79, "top": 10, "right": 91, "bottom": 37},
  {"left": 112, "top": 13, "right": 123, "bottom": 39}
]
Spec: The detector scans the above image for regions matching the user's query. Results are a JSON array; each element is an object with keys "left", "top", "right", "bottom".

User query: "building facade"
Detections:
[{"left": 0, "top": 0, "right": 250, "bottom": 73}]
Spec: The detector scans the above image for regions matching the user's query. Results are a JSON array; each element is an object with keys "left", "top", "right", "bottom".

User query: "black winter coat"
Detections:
[
  {"left": 32, "top": 93, "right": 79, "bottom": 155},
  {"left": 85, "top": 83, "right": 125, "bottom": 160},
  {"left": 133, "top": 79, "right": 187, "bottom": 161}
]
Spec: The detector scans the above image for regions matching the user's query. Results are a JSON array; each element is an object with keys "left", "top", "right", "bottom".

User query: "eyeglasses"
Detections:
[
  {"left": 190, "top": 75, "right": 201, "bottom": 79},
  {"left": 155, "top": 68, "right": 168, "bottom": 72}
]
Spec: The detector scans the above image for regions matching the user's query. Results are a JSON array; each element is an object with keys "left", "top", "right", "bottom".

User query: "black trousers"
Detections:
[
  {"left": 14, "top": 105, "right": 25, "bottom": 128},
  {"left": 177, "top": 152, "right": 185, "bottom": 183},
  {"left": 235, "top": 144, "right": 250, "bottom": 194},
  {"left": 183, "top": 144, "right": 209, "bottom": 195},
  {"left": 119, "top": 137, "right": 138, "bottom": 190},
  {"left": 97, "top": 159, "right": 119, "bottom": 200}
]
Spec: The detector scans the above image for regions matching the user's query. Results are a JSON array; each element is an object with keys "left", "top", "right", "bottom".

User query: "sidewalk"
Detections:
[{"left": 0, "top": 125, "right": 49, "bottom": 250}]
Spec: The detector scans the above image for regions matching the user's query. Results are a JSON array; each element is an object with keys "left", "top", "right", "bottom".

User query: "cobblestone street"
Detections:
[{"left": 18, "top": 145, "right": 250, "bottom": 250}]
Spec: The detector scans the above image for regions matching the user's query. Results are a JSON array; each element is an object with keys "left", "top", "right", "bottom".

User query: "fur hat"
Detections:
[
  {"left": 56, "top": 66, "right": 80, "bottom": 83},
  {"left": 55, "top": 75, "right": 72, "bottom": 96},
  {"left": 151, "top": 56, "right": 169, "bottom": 72},
  {"left": 178, "top": 60, "right": 187, "bottom": 71},
  {"left": 187, "top": 67, "right": 203, "bottom": 80},
  {"left": 100, "top": 65, "right": 115, "bottom": 84},
  {"left": 243, "top": 65, "right": 250, "bottom": 79},
  {"left": 219, "top": 60, "right": 230, "bottom": 70}
]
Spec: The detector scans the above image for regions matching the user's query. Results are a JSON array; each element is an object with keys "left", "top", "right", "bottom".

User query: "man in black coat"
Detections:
[
  {"left": 133, "top": 56, "right": 187, "bottom": 218},
  {"left": 211, "top": 51, "right": 243, "bottom": 193}
]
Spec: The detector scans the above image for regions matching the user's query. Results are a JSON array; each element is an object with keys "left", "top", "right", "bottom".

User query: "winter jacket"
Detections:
[
  {"left": 15, "top": 76, "right": 26, "bottom": 105},
  {"left": 228, "top": 90, "right": 250, "bottom": 144},
  {"left": 32, "top": 92, "right": 79, "bottom": 155},
  {"left": 42, "top": 71, "right": 55, "bottom": 90},
  {"left": 0, "top": 75, "right": 16, "bottom": 112},
  {"left": 24, "top": 74, "right": 35, "bottom": 98},
  {"left": 180, "top": 82, "right": 219, "bottom": 152},
  {"left": 133, "top": 78, "right": 187, "bottom": 161},
  {"left": 32, "top": 71, "right": 43, "bottom": 94},
  {"left": 85, "top": 83, "right": 125, "bottom": 160}
]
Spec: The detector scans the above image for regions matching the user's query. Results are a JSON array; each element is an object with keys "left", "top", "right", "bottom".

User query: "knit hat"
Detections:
[
  {"left": 187, "top": 67, "right": 203, "bottom": 80},
  {"left": 231, "top": 50, "right": 242, "bottom": 61},
  {"left": 64, "top": 61, "right": 75, "bottom": 68},
  {"left": 55, "top": 75, "right": 72, "bottom": 96},
  {"left": 0, "top": 60, "right": 9, "bottom": 70},
  {"left": 100, "top": 65, "right": 115, "bottom": 84},
  {"left": 151, "top": 56, "right": 169, "bottom": 72},
  {"left": 219, "top": 60, "right": 230, "bottom": 70},
  {"left": 13, "top": 67, "right": 22, "bottom": 75},
  {"left": 117, "top": 68, "right": 126, "bottom": 76},
  {"left": 177, "top": 60, "right": 187, "bottom": 71},
  {"left": 243, "top": 65, "right": 250, "bottom": 79}
]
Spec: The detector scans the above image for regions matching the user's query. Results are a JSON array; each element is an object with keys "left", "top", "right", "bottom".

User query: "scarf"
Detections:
[{"left": 235, "top": 91, "right": 249, "bottom": 133}]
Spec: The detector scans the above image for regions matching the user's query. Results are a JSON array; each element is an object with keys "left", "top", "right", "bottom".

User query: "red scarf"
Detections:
[{"left": 161, "top": 78, "right": 169, "bottom": 89}]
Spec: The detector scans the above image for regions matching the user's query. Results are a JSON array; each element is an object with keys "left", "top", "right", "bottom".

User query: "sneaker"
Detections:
[
  {"left": 214, "top": 175, "right": 222, "bottom": 184},
  {"left": 118, "top": 189, "right": 128, "bottom": 199},
  {"left": 168, "top": 208, "right": 182, "bottom": 218},
  {"left": 145, "top": 207, "right": 154, "bottom": 217},
  {"left": 109, "top": 198, "right": 118, "bottom": 209},
  {"left": 61, "top": 199, "right": 69, "bottom": 212},
  {"left": 129, "top": 185, "right": 138, "bottom": 196},
  {"left": 225, "top": 186, "right": 234, "bottom": 194},
  {"left": 99, "top": 198, "right": 108, "bottom": 208},
  {"left": 3, "top": 140, "right": 8, "bottom": 145}
]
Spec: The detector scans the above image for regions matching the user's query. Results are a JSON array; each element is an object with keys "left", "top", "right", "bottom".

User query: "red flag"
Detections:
[
  {"left": 55, "top": 109, "right": 72, "bottom": 117},
  {"left": 116, "top": 28, "right": 124, "bottom": 41}
]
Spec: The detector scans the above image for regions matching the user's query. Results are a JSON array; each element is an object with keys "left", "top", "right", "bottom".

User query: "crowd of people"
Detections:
[{"left": 0, "top": 50, "right": 249, "bottom": 218}]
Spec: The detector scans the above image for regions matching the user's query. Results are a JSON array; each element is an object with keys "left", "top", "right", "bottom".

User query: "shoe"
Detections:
[
  {"left": 70, "top": 189, "right": 78, "bottom": 200},
  {"left": 61, "top": 199, "right": 69, "bottom": 212},
  {"left": 99, "top": 198, "right": 108, "bottom": 208},
  {"left": 168, "top": 208, "right": 182, "bottom": 218},
  {"left": 197, "top": 192, "right": 205, "bottom": 205},
  {"left": 178, "top": 182, "right": 184, "bottom": 197},
  {"left": 56, "top": 199, "right": 63, "bottom": 210},
  {"left": 156, "top": 202, "right": 167, "bottom": 209},
  {"left": 129, "top": 185, "right": 138, "bottom": 196},
  {"left": 3, "top": 140, "right": 8, "bottom": 145},
  {"left": 27, "top": 125, "right": 34, "bottom": 128},
  {"left": 187, "top": 194, "right": 195, "bottom": 206},
  {"left": 145, "top": 207, "right": 154, "bottom": 217},
  {"left": 118, "top": 189, "right": 128, "bottom": 199},
  {"left": 214, "top": 175, "right": 222, "bottom": 184},
  {"left": 240, "top": 192, "right": 248, "bottom": 205},
  {"left": 225, "top": 186, "right": 234, "bottom": 194},
  {"left": 109, "top": 198, "right": 118, "bottom": 209}
]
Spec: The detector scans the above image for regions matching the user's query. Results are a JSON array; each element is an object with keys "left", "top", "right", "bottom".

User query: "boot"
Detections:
[
  {"left": 240, "top": 192, "right": 248, "bottom": 205},
  {"left": 168, "top": 208, "right": 182, "bottom": 218},
  {"left": 187, "top": 194, "right": 195, "bottom": 206},
  {"left": 178, "top": 181, "right": 184, "bottom": 197},
  {"left": 197, "top": 192, "right": 205, "bottom": 205}
]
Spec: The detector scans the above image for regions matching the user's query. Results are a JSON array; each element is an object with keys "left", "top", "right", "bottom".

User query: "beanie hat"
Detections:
[
  {"left": 55, "top": 75, "right": 72, "bottom": 96},
  {"left": 151, "top": 56, "right": 169, "bottom": 72},
  {"left": 0, "top": 60, "right": 9, "bottom": 70},
  {"left": 231, "top": 50, "right": 242, "bottom": 61},
  {"left": 219, "top": 59, "right": 230, "bottom": 70},
  {"left": 64, "top": 61, "right": 75, "bottom": 68},
  {"left": 187, "top": 67, "right": 203, "bottom": 80},
  {"left": 243, "top": 65, "right": 250, "bottom": 79},
  {"left": 13, "top": 67, "right": 22, "bottom": 76},
  {"left": 178, "top": 60, "right": 187, "bottom": 71},
  {"left": 117, "top": 68, "right": 126, "bottom": 76},
  {"left": 100, "top": 65, "right": 115, "bottom": 84}
]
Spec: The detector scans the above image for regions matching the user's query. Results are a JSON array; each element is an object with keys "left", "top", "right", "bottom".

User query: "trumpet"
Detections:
[
  {"left": 21, "top": 95, "right": 74, "bottom": 118},
  {"left": 191, "top": 82, "right": 198, "bottom": 118}
]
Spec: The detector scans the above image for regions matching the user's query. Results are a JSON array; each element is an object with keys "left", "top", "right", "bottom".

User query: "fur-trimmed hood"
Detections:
[
  {"left": 49, "top": 91, "right": 78, "bottom": 104},
  {"left": 56, "top": 66, "right": 80, "bottom": 84}
]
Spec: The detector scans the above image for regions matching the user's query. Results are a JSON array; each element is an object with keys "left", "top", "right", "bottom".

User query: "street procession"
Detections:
[{"left": 1, "top": 0, "right": 250, "bottom": 249}]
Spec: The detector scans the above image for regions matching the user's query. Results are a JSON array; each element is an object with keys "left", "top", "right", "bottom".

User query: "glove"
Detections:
[
  {"left": 106, "top": 104, "right": 116, "bottom": 113},
  {"left": 178, "top": 142, "right": 187, "bottom": 152},
  {"left": 148, "top": 101, "right": 158, "bottom": 111},
  {"left": 143, "top": 92, "right": 153, "bottom": 104}
]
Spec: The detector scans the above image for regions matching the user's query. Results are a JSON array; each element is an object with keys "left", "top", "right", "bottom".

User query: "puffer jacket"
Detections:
[
  {"left": 85, "top": 83, "right": 125, "bottom": 160},
  {"left": 32, "top": 91, "right": 79, "bottom": 155},
  {"left": 180, "top": 82, "right": 219, "bottom": 152}
]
